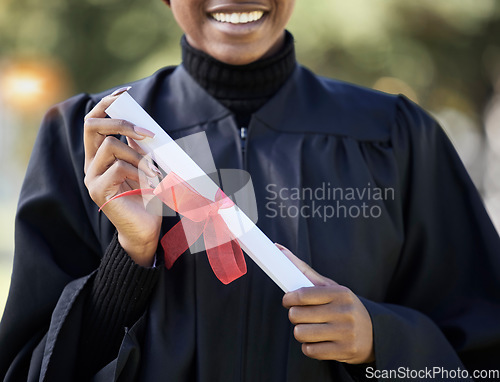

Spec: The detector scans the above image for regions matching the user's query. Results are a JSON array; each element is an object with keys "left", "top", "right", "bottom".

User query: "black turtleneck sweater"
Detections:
[
  {"left": 79, "top": 32, "right": 298, "bottom": 378},
  {"left": 181, "top": 30, "right": 296, "bottom": 126}
]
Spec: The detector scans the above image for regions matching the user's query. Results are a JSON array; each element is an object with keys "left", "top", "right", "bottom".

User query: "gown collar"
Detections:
[{"left": 127, "top": 62, "right": 395, "bottom": 142}]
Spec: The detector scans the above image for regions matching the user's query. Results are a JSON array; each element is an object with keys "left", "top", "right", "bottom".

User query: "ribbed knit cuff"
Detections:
[{"left": 79, "top": 232, "right": 161, "bottom": 377}]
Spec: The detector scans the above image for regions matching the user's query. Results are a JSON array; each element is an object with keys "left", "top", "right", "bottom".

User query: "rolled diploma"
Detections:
[{"left": 106, "top": 92, "right": 314, "bottom": 293}]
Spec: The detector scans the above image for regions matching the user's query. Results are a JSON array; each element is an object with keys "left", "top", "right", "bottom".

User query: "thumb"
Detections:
[{"left": 275, "top": 243, "right": 337, "bottom": 287}]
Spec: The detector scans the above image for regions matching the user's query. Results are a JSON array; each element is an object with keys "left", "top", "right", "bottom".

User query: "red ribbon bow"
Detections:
[{"left": 101, "top": 172, "right": 247, "bottom": 284}]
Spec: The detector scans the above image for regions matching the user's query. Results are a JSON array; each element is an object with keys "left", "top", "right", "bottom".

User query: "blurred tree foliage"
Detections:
[
  {"left": 0, "top": 0, "right": 181, "bottom": 94},
  {"left": 292, "top": 1, "right": 500, "bottom": 123},
  {"left": 0, "top": 0, "right": 499, "bottom": 123}
]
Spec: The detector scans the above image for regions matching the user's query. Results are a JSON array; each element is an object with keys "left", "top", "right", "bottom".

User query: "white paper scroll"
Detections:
[{"left": 106, "top": 92, "right": 314, "bottom": 293}]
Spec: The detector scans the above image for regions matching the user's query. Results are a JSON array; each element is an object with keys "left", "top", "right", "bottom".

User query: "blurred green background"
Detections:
[{"left": 1, "top": 0, "right": 500, "bottom": 316}]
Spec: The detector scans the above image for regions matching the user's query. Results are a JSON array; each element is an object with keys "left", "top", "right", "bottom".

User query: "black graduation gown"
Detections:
[{"left": 1, "top": 64, "right": 499, "bottom": 381}]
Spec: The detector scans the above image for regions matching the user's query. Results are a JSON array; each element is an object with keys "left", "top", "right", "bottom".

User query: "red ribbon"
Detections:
[{"left": 100, "top": 172, "right": 247, "bottom": 284}]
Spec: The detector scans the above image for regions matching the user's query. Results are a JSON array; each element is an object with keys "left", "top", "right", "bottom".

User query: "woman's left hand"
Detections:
[{"left": 278, "top": 244, "right": 375, "bottom": 365}]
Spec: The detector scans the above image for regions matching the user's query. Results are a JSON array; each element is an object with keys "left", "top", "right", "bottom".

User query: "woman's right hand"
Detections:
[{"left": 83, "top": 88, "right": 162, "bottom": 267}]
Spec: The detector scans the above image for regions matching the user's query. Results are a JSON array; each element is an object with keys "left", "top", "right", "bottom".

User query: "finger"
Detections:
[
  {"left": 99, "top": 160, "right": 142, "bottom": 189},
  {"left": 288, "top": 303, "right": 353, "bottom": 325},
  {"left": 283, "top": 285, "right": 353, "bottom": 308},
  {"left": 97, "top": 165, "right": 162, "bottom": 216},
  {"left": 294, "top": 323, "right": 343, "bottom": 343},
  {"left": 110, "top": 86, "right": 132, "bottom": 97},
  {"left": 86, "top": 136, "right": 157, "bottom": 179},
  {"left": 84, "top": 117, "right": 154, "bottom": 151},
  {"left": 126, "top": 136, "right": 148, "bottom": 156},
  {"left": 301, "top": 342, "right": 352, "bottom": 362},
  {"left": 84, "top": 119, "right": 154, "bottom": 173},
  {"left": 84, "top": 86, "right": 131, "bottom": 120},
  {"left": 96, "top": 163, "right": 163, "bottom": 218},
  {"left": 85, "top": 159, "right": 142, "bottom": 207},
  {"left": 85, "top": 117, "right": 155, "bottom": 139},
  {"left": 275, "top": 243, "right": 337, "bottom": 287}
]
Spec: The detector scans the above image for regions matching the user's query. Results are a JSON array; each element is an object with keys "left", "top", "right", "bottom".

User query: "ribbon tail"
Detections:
[
  {"left": 99, "top": 188, "right": 155, "bottom": 211},
  {"left": 204, "top": 214, "right": 247, "bottom": 284},
  {"left": 161, "top": 217, "right": 205, "bottom": 269}
]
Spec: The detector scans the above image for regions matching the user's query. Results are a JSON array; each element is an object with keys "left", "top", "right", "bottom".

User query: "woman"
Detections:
[{"left": 1, "top": 0, "right": 499, "bottom": 380}]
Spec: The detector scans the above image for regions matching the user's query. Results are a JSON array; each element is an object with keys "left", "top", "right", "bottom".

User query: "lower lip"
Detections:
[{"left": 207, "top": 13, "right": 268, "bottom": 35}]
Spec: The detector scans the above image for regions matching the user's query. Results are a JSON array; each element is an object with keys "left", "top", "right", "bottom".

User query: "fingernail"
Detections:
[
  {"left": 111, "top": 86, "right": 132, "bottom": 96},
  {"left": 134, "top": 126, "right": 155, "bottom": 138},
  {"left": 148, "top": 161, "right": 162, "bottom": 176}
]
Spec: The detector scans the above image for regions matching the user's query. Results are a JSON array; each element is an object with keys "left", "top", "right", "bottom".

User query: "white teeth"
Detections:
[
  {"left": 211, "top": 11, "right": 264, "bottom": 24},
  {"left": 239, "top": 13, "right": 249, "bottom": 23},
  {"left": 230, "top": 13, "right": 239, "bottom": 23}
]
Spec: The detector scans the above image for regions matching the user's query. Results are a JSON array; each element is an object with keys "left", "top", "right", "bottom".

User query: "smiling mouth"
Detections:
[{"left": 210, "top": 11, "right": 265, "bottom": 24}]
